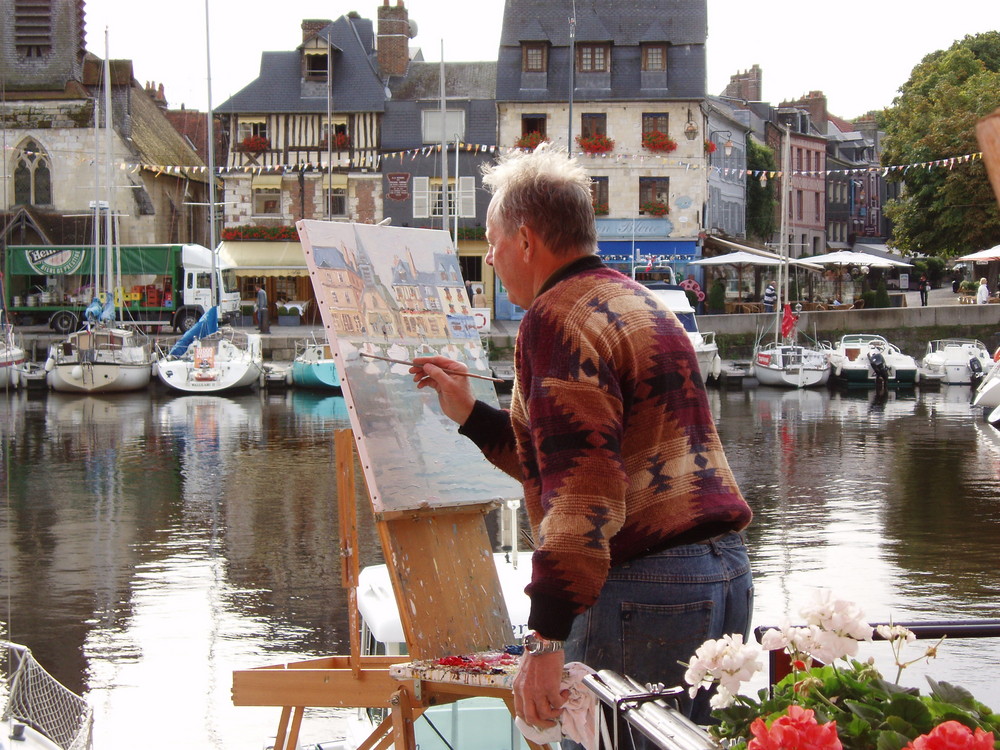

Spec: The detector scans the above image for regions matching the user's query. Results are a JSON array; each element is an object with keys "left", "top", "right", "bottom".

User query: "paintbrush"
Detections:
[{"left": 359, "top": 352, "right": 505, "bottom": 382}]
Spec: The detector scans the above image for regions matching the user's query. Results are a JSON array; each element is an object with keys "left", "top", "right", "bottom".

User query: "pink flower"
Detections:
[
  {"left": 748, "top": 705, "right": 842, "bottom": 750},
  {"left": 905, "top": 721, "right": 994, "bottom": 750}
]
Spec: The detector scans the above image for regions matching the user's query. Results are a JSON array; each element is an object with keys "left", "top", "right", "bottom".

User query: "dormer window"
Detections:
[
  {"left": 304, "top": 51, "right": 329, "bottom": 82},
  {"left": 522, "top": 43, "right": 547, "bottom": 72},
  {"left": 642, "top": 44, "right": 667, "bottom": 72},
  {"left": 577, "top": 44, "right": 610, "bottom": 73}
]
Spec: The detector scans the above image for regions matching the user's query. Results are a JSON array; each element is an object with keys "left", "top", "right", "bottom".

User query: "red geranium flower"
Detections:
[
  {"left": 905, "top": 721, "right": 994, "bottom": 750},
  {"left": 748, "top": 705, "right": 842, "bottom": 750}
]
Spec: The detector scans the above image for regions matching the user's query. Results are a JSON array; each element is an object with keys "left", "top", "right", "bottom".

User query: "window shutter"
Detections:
[
  {"left": 413, "top": 176, "right": 430, "bottom": 218},
  {"left": 458, "top": 176, "right": 476, "bottom": 218}
]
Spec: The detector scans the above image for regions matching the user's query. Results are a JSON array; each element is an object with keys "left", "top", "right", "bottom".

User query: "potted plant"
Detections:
[
  {"left": 707, "top": 278, "right": 727, "bottom": 314},
  {"left": 277, "top": 306, "right": 299, "bottom": 326},
  {"left": 238, "top": 303, "right": 254, "bottom": 327},
  {"left": 240, "top": 134, "right": 270, "bottom": 153},
  {"left": 593, "top": 202, "right": 609, "bottom": 216},
  {"left": 685, "top": 592, "right": 1000, "bottom": 750},
  {"left": 641, "top": 130, "right": 678, "bottom": 153},
  {"left": 576, "top": 133, "right": 615, "bottom": 154},
  {"left": 514, "top": 131, "right": 549, "bottom": 150},
  {"left": 704, "top": 139, "right": 718, "bottom": 154},
  {"left": 640, "top": 200, "right": 668, "bottom": 216}
]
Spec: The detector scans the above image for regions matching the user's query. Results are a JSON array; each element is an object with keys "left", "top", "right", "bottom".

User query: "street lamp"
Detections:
[
  {"left": 710, "top": 130, "right": 734, "bottom": 157},
  {"left": 684, "top": 108, "right": 698, "bottom": 140}
]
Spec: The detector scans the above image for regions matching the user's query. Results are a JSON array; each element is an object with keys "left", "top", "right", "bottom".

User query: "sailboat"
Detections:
[
  {"left": 154, "top": 307, "right": 263, "bottom": 393},
  {"left": 290, "top": 335, "right": 342, "bottom": 391},
  {"left": 46, "top": 36, "right": 155, "bottom": 394},
  {"left": 152, "top": 5, "right": 263, "bottom": 396},
  {"left": 752, "top": 122, "right": 830, "bottom": 389},
  {"left": 1, "top": 270, "right": 27, "bottom": 388}
]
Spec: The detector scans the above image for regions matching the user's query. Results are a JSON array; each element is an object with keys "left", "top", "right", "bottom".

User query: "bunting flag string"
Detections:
[{"left": 3, "top": 141, "right": 983, "bottom": 180}]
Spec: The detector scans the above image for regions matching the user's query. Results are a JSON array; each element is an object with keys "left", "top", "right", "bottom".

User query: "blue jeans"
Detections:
[{"left": 564, "top": 532, "right": 753, "bottom": 741}]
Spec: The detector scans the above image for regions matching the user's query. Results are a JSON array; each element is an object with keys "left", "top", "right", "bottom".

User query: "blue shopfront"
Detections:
[{"left": 493, "top": 217, "right": 700, "bottom": 320}]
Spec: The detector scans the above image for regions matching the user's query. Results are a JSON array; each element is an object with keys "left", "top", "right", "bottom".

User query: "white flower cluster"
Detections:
[
  {"left": 684, "top": 591, "right": 887, "bottom": 709},
  {"left": 684, "top": 634, "right": 763, "bottom": 709}
]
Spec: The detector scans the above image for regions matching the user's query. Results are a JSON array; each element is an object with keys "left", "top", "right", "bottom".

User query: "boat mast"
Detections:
[
  {"left": 776, "top": 120, "right": 792, "bottom": 342},
  {"left": 204, "top": 0, "right": 218, "bottom": 308},
  {"left": 103, "top": 30, "right": 114, "bottom": 321}
]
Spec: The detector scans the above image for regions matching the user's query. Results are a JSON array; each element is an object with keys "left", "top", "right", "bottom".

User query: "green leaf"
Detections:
[
  {"left": 844, "top": 700, "right": 883, "bottom": 723},
  {"left": 876, "top": 729, "right": 914, "bottom": 750},
  {"left": 887, "top": 693, "right": 932, "bottom": 728},
  {"left": 926, "top": 678, "right": 977, "bottom": 710}
]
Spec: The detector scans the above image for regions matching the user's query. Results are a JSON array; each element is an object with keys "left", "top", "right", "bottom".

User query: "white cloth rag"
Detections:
[{"left": 515, "top": 662, "right": 598, "bottom": 750}]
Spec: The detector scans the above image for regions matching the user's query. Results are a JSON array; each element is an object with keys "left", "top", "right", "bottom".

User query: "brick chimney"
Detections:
[
  {"left": 782, "top": 91, "right": 828, "bottom": 130},
  {"left": 301, "top": 19, "right": 331, "bottom": 43},
  {"left": 378, "top": 0, "right": 410, "bottom": 77},
  {"left": 722, "top": 64, "right": 762, "bottom": 102}
]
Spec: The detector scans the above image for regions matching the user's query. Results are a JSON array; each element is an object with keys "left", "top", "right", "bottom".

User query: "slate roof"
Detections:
[
  {"left": 215, "top": 16, "right": 386, "bottom": 114},
  {"left": 496, "top": 0, "right": 707, "bottom": 102},
  {"left": 129, "top": 83, "right": 208, "bottom": 179},
  {"left": 499, "top": 0, "right": 707, "bottom": 47},
  {"left": 388, "top": 62, "right": 497, "bottom": 101}
]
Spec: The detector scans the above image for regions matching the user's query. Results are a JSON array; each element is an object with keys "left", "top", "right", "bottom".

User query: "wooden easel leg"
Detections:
[
  {"left": 390, "top": 687, "right": 417, "bottom": 750},
  {"left": 356, "top": 714, "right": 395, "bottom": 750},
  {"left": 286, "top": 707, "right": 305, "bottom": 749},
  {"left": 272, "top": 707, "right": 291, "bottom": 750}
]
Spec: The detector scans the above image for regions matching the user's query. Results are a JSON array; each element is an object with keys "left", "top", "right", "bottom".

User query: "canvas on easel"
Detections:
[{"left": 296, "top": 219, "right": 520, "bottom": 514}]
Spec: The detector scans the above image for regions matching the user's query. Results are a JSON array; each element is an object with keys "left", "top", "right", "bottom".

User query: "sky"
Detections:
[{"left": 82, "top": 0, "right": 998, "bottom": 121}]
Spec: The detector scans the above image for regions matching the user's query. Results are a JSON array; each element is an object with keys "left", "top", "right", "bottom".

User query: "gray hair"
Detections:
[{"left": 481, "top": 143, "right": 597, "bottom": 256}]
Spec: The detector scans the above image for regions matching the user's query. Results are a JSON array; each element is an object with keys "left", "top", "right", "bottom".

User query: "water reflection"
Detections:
[{"left": 1, "top": 385, "right": 999, "bottom": 749}]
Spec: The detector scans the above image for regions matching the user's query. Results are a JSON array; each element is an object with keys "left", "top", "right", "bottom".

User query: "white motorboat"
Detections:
[
  {"left": 920, "top": 339, "right": 993, "bottom": 385},
  {"left": 0, "top": 309, "right": 27, "bottom": 389},
  {"left": 647, "top": 284, "right": 722, "bottom": 383},
  {"left": 753, "top": 341, "right": 831, "bottom": 388},
  {"left": 828, "top": 334, "right": 919, "bottom": 389},
  {"left": 155, "top": 328, "right": 263, "bottom": 394},
  {"left": 45, "top": 326, "right": 154, "bottom": 393},
  {"left": 972, "top": 349, "right": 1000, "bottom": 423},
  {"left": 1, "top": 640, "right": 94, "bottom": 750}
]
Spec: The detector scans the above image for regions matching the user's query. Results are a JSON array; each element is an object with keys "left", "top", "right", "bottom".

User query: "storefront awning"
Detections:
[
  {"left": 251, "top": 174, "right": 283, "bottom": 189},
  {"left": 218, "top": 241, "right": 309, "bottom": 277}
]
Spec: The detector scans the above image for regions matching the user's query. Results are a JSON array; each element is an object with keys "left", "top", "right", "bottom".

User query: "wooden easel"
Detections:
[{"left": 232, "top": 429, "right": 543, "bottom": 750}]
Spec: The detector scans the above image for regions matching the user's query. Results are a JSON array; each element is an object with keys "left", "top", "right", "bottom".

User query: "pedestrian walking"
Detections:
[
  {"left": 255, "top": 282, "right": 270, "bottom": 333},
  {"left": 919, "top": 274, "right": 929, "bottom": 306}
]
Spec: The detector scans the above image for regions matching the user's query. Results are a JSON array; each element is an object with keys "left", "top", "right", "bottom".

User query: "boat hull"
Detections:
[
  {"left": 828, "top": 335, "right": 919, "bottom": 389},
  {"left": 921, "top": 339, "right": 993, "bottom": 385},
  {"left": 0, "top": 348, "right": 26, "bottom": 388},
  {"left": 155, "top": 332, "right": 263, "bottom": 394},
  {"left": 291, "top": 360, "right": 341, "bottom": 390},
  {"left": 753, "top": 344, "right": 830, "bottom": 389},
  {"left": 47, "top": 362, "right": 152, "bottom": 393}
]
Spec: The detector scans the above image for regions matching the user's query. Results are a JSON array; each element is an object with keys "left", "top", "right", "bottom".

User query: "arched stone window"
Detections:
[{"left": 13, "top": 139, "right": 53, "bottom": 206}]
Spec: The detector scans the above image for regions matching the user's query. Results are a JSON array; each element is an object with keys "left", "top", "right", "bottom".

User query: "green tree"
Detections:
[
  {"left": 745, "top": 138, "right": 777, "bottom": 242},
  {"left": 881, "top": 32, "right": 1000, "bottom": 256}
]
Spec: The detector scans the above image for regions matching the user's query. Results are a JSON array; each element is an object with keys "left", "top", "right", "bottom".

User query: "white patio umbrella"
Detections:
[
  {"left": 689, "top": 251, "right": 821, "bottom": 299},
  {"left": 805, "top": 250, "right": 911, "bottom": 300},
  {"left": 805, "top": 250, "right": 913, "bottom": 268},
  {"left": 689, "top": 251, "right": 783, "bottom": 298},
  {"left": 956, "top": 244, "right": 1000, "bottom": 262}
]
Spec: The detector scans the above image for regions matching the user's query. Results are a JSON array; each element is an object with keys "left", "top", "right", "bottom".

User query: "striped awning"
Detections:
[{"left": 217, "top": 241, "right": 308, "bottom": 277}]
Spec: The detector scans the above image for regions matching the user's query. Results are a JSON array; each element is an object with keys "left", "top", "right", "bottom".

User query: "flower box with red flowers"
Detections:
[
  {"left": 515, "top": 131, "right": 549, "bottom": 150},
  {"left": 640, "top": 201, "right": 668, "bottom": 216},
  {"left": 240, "top": 135, "right": 271, "bottom": 153},
  {"left": 576, "top": 133, "right": 615, "bottom": 154},
  {"left": 641, "top": 130, "right": 678, "bottom": 153},
  {"left": 593, "top": 203, "right": 609, "bottom": 216}
]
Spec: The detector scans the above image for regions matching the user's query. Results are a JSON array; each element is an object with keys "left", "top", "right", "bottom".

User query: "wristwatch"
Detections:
[{"left": 523, "top": 631, "right": 565, "bottom": 655}]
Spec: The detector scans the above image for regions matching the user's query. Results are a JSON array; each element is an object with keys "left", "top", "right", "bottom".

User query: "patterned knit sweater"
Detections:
[{"left": 459, "top": 256, "right": 752, "bottom": 640}]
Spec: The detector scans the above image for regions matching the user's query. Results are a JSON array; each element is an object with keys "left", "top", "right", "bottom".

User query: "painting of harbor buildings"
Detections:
[{"left": 297, "top": 219, "right": 521, "bottom": 512}]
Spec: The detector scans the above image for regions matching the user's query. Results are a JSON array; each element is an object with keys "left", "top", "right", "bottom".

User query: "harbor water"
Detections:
[{"left": 1, "top": 383, "right": 999, "bottom": 749}]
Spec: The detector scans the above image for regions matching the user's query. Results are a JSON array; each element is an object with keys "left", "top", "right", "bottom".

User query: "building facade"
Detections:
[{"left": 0, "top": 0, "right": 210, "bottom": 250}]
